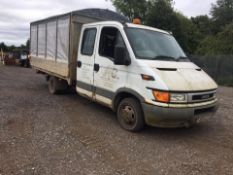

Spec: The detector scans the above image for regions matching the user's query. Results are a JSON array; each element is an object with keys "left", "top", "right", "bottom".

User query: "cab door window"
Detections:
[{"left": 99, "top": 27, "right": 126, "bottom": 61}]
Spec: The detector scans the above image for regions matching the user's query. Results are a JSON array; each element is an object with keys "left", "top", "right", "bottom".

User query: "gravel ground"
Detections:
[{"left": 0, "top": 65, "right": 233, "bottom": 175}]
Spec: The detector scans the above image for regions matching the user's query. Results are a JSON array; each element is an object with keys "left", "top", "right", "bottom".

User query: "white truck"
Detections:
[{"left": 30, "top": 9, "right": 218, "bottom": 131}]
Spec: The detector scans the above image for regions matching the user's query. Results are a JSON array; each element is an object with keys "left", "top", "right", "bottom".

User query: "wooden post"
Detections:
[{"left": 0, "top": 48, "right": 3, "bottom": 65}]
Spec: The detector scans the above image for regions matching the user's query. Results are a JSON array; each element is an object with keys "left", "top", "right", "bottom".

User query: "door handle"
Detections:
[
  {"left": 77, "top": 61, "right": 82, "bottom": 68},
  {"left": 94, "top": 63, "right": 100, "bottom": 72}
]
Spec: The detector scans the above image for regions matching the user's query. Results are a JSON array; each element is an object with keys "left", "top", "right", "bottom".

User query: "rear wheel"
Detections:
[
  {"left": 48, "top": 76, "right": 68, "bottom": 94},
  {"left": 20, "top": 60, "right": 25, "bottom": 67},
  {"left": 25, "top": 59, "right": 30, "bottom": 68},
  {"left": 117, "top": 98, "right": 145, "bottom": 132}
]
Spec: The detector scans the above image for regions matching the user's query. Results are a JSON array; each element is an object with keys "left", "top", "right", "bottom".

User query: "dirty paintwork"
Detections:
[
  {"left": 74, "top": 22, "right": 218, "bottom": 128},
  {"left": 144, "top": 61, "right": 218, "bottom": 92},
  {"left": 154, "top": 68, "right": 217, "bottom": 91},
  {"left": 142, "top": 99, "right": 218, "bottom": 128},
  {"left": 32, "top": 19, "right": 218, "bottom": 129},
  {"left": 30, "top": 57, "right": 69, "bottom": 79}
]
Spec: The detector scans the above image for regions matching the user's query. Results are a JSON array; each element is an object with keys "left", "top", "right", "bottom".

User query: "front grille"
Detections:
[
  {"left": 187, "top": 90, "right": 216, "bottom": 103},
  {"left": 192, "top": 93, "right": 214, "bottom": 101}
]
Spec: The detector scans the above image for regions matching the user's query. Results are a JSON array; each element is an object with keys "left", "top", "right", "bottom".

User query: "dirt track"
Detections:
[{"left": 0, "top": 65, "right": 233, "bottom": 175}]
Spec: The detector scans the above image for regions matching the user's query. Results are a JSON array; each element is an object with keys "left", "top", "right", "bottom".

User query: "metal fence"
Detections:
[{"left": 190, "top": 55, "right": 233, "bottom": 86}]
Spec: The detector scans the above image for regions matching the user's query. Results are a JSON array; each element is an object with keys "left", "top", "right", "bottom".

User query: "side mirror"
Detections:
[{"left": 114, "top": 46, "right": 131, "bottom": 66}]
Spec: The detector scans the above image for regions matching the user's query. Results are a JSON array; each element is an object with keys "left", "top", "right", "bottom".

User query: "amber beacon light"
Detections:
[{"left": 133, "top": 18, "right": 141, "bottom": 24}]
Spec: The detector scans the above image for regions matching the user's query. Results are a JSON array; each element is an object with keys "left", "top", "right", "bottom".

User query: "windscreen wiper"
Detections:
[
  {"left": 153, "top": 55, "right": 176, "bottom": 61},
  {"left": 177, "top": 56, "right": 190, "bottom": 62}
]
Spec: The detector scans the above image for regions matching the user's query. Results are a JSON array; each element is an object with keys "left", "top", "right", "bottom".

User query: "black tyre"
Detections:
[
  {"left": 48, "top": 76, "right": 59, "bottom": 94},
  {"left": 48, "top": 76, "right": 68, "bottom": 94},
  {"left": 25, "top": 59, "right": 31, "bottom": 68},
  {"left": 20, "top": 60, "right": 25, "bottom": 67},
  {"left": 117, "top": 98, "right": 145, "bottom": 132}
]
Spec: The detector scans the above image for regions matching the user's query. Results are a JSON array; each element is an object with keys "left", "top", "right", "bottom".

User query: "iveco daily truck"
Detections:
[{"left": 30, "top": 9, "right": 218, "bottom": 131}]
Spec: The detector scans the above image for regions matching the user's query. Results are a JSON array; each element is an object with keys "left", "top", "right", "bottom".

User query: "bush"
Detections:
[{"left": 195, "top": 24, "right": 233, "bottom": 55}]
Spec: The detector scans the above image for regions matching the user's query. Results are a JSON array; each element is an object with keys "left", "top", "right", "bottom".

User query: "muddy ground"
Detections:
[{"left": 0, "top": 65, "right": 233, "bottom": 175}]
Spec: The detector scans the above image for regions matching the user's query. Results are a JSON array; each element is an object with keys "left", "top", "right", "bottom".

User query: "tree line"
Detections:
[
  {"left": 112, "top": 0, "right": 233, "bottom": 55},
  {"left": 0, "top": 40, "right": 29, "bottom": 53}
]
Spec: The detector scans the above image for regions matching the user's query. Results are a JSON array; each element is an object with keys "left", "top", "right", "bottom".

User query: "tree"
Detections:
[
  {"left": 0, "top": 39, "right": 29, "bottom": 53},
  {"left": 111, "top": 0, "right": 149, "bottom": 22},
  {"left": 146, "top": 1, "right": 200, "bottom": 53},
  {"left": 211, "top": 0, "right": 233, "bottom": 33},
  {"left": 175, "top": 13, "right": 202, "bottom": 54},
  {"left": 146, "top": 0, "right": 176, "bottom": 30},
  {"left": 26, "top": 39, "right": 30, "bottom": 51},
  {"left": 0, "top": 42, "right": 8, "bottom": 52},
  {"left": 145, "top": 0, "right": 182, "bottom": 44},
  {"left": 195, "top": 0, "right": 233, "bottom": 54},
  {"left": 9, "top": 45, "right": 17, "bottom": 52},
  {"left": 112, "top": 0, "right": 199, "bottom": 53},
  {"left": 111, "top": 0, "right": 233, "bottom": 55},
  {"left": 196, "top": 23, "right": 233, "bottom": 55},
  {"left": 191, "top": 15, "right": 213, "bottom": 36}
]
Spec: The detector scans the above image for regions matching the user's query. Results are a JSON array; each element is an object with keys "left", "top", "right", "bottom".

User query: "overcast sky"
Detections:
[{"left": 0, "top": 0, "right": 217, "bottom": 46}]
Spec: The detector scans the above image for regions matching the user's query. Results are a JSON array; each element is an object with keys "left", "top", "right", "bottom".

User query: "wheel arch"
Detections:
[{"left": 113, "top": 88, "right": 145, "bottom": 111}]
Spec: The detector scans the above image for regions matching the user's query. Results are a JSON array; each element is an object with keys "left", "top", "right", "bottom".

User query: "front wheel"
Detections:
[{"left": 117, "top": 98, "right": 145, "bottom": 132}]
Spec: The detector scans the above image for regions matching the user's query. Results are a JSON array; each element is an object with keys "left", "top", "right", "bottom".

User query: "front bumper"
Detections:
[{"left": 142, "top": 100, "right": 218, "bottom": 128}]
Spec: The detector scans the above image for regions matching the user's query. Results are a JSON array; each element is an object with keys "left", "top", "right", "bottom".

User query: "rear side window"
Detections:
[{"left": 81, "top": 28, "right": 97, "bottom": 56}]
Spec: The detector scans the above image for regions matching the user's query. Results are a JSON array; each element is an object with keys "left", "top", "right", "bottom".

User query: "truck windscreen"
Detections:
[{"left": 125, "top": 27, "right": 189, "bottom": 62}]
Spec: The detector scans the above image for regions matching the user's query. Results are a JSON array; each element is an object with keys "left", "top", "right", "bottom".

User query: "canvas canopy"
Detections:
[
  {"left": 30, "top": 15, "right": 70, "bottom": 63},
  {"left": 30, "top": 8, "right": 129, "bottom": 63}
]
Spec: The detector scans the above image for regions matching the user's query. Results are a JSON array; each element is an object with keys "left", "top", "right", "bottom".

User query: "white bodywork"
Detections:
[{"left": 76, "top": 22, "right": 218, "bottom": 109}]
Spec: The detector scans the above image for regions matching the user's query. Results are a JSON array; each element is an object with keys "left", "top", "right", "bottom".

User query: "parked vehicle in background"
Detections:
[
  {"left": 30, "top": 8, "right": 218, "bottom": 132},
  {"left": 1, "top": 52, "right": 16, "bottom": 66},
  {"left": 19, "top": 51, "right": 30, "bottom": 67}
]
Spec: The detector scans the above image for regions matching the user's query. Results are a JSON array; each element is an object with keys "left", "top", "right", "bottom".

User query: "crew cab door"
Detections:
[
  {"left": 76, "top": 27, "right": 98, "bottom": 99},
  {"left": 93, "top": 26, "right": 129, "bottom": 106}
]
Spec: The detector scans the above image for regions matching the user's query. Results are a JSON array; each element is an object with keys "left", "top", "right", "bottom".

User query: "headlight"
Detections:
[
  {"left": 170, "top": 93, "right": 187, "bottom": 103},
  {"left": 152, "top": 90, "right": 187, "bottom": 103},
  {"left": 213, "top": 92, "right": 217, "bottom": 99}
]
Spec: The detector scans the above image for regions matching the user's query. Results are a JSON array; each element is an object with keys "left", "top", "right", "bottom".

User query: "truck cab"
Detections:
[{"left": 76, "top": 21, "right": 218, "bottom": 131}]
